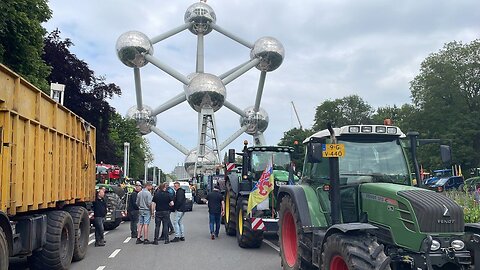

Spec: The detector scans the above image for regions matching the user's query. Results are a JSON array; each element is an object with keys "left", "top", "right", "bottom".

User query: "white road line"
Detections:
[
  {"left": 263, "top": 239, "right": 280, "bottom": 252},
  {"left": 123, "top": 237, "right": 131, "bottom": 243},
  {"left": 108, "top": 249, "right": 121, "bottom": 258},
  {"left": 96, "top": 266, "right": 106, "bottom": 270},
  {"left": 88, "top": 239, "right": 95, "bottom": 246},
  {"left": 89, "top": 233, "right": 94, "bottom": 238},
  {"left": 104, "top": 231, "right": 109, "bottom": 235}
]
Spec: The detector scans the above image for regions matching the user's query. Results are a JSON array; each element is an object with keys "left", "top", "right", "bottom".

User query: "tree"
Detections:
[
  {"left": 372, "top": 104, "right": 419, "bottom": 133},
  {"left": 312, "top": 95, "right": 373, "bottom": 131},
  {"left": 410, "top": 40, "right": 480, "bottom": 171},
  {"left": 0, "top": 0, "right": 51, "bottom": 91},
  {"left": 278, "top": 128, "right": 315, "bottom": 173},
  {"left": 43, "top": 30, "right": 122, "bottom": 163}
]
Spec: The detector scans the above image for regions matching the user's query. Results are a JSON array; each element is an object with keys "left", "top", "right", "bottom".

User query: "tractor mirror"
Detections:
[
  {"left": 228, "top": 149, "right": 236, "bottom": 163},
  {"left": 306, "top": 142, "right": 323, "bottom": 163},
  {"left": 440, "top": 145, "right": 452, "bottom": 164}
]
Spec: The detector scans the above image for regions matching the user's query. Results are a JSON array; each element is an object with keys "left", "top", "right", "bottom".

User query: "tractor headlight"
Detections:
[
  {"left": 451, "top": 240, "right": 465, "bottom": 250},
  {"left": 430, "top": 240, "right": 441, "bottom": 251}
]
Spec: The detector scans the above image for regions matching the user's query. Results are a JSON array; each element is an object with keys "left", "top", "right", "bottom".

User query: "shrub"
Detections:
[{"left": 444, "top": 190, "right": 480, "bottom": 223}]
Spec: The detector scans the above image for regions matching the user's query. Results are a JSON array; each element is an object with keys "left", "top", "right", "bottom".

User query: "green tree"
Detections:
[
  {"left": 312, "top": 95, "right": 373, "bottom": 131},
  {"left": 372, "top": 104, "right": 419, "bottom": 133},
  {"left": 410, "top": 40, "right": 480, "bottom": 171},
  {"left": 278, "top": 128, "right": 315, "bottom": 173},
  {"left": 0, "top": 0, "right": 51, "bottom": 91}
]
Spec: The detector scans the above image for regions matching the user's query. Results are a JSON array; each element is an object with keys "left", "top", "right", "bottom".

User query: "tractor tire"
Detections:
[
  {"left": 321, "top": 233, "right": 391, "bottom": 270},
  {"left": 30, "top": 211, "right": 75, "bottom": 270},
  {"left": 66, "top": 206, "right": 89, "bottom": 262},
  {"left": 279, "top": 195, "right": 313, "bottom": 270},
  {"left": 0, "top": 227, "right": 8, "bottom": 270},
  {"left": 103, "top": 193, "right": 122, "bottom": 231},
  {"left": 236, "top": 197, "right": 263, "bottom": 248},
  {"left": 224, "top": 180, "right": 237, "bottom": 236}
]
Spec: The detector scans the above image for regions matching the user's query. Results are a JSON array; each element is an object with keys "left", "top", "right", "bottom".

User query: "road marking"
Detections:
[
  {"left": 88, "top": 239, "right": 95, "bottom": 245},
  {"left": 263, "top": 239, "right": 280, "bottom": 252},
  {"left": 104, "top": 231, "right": 109, "bottom": 235},
  {"left": 123, "top": 237, "right": 131, "bottom": 243},
  {"left": 89, "top": 233, "right": 94, "bottom": 238},
  {"left": 109, "top": 249, "right": 121, "bottom": 258},
  {"left": 121, "top": 221, "right": 125, "bottom": 224},
  {"left": 96, "top": 267, "right": 106, "bottom": 270}
]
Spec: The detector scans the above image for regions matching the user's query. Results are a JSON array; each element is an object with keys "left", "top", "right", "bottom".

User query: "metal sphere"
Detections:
[
  {"left": 184, "top": 149, "right": 217, "bottom": 177},
  {"left": 184, "top": 2, "right": 216, "bottom": 35},
  {"left": 116, "top": 31, "right": 153, "bottom": 68},
  {"left": 250, "top": 37, "right": 285, "bottom": 72},
  {"left": 184, "top": 73, "right": 226, "bottom": 112},
  {"left": 126, "top": 105, "right": 157, "bottom": 135},
  {"left": 240, "top": 106, "right": 269, "bottom": 135}
]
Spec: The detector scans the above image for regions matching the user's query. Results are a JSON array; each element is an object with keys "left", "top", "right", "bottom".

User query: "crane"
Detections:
[{"left": 291, "top": 101, "right": 303, "bottom": 130}]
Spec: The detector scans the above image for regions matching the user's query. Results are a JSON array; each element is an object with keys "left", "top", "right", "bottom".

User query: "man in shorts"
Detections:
[{"left": 136, "top": 182, "right": 153, "bottom": 244}]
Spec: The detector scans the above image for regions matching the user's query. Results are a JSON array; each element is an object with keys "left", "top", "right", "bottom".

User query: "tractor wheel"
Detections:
[
  {"left": 66, "top": 206, "right": 89, "bottom": 262},
  {"left": 103, "top": 193, "right": 122, "bottom": 231},
  {"left": 321, "top": 233, "right": 391, "bottom": 270},
  {"left": 224, "top": 180, "right": 237, "bottom": 236},
  {"left": 0, "top": 227, "right": 8, "bottom": 270},
  {"left": 279, "top": 195, "right": 313, "bottom": 270},
  {"left": 236, "top": 197, "right": 263, "bottom": 248},
  {"left": 30, "top": 211, "right": 75, "bottom": 270}
]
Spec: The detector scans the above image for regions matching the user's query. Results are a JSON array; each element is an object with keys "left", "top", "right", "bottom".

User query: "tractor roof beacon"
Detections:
[{"left": 277, "top": 124, "right": 480, "bottom": 270}]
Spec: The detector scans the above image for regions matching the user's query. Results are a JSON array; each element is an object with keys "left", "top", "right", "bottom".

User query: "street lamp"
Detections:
[
  {"left": 144, "top": 157, "right": 149, "bottom": 182},
  {"left": 123, "top": 142, "right": 130, "bottom": 179}
]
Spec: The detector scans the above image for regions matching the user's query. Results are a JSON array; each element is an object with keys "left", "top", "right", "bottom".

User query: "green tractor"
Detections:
[
  {"left": 277, "top": 124, "right": 479, "bottom": 269},
  {"left": 224, "top": 142, "right": 298, "bottom": 248}
]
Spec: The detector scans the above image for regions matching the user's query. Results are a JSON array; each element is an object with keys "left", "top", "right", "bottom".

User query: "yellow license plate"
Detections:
[{"left": 322, "top": 144, "right": 345, "bottom": 158}]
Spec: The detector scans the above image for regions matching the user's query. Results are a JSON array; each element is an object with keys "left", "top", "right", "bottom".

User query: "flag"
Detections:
[
  {"left": 458, "top": 165, "right": 462, "bottom": 176},
  {"left": 247, "top": 162, "right": 274, "bottom": 215},
  {"left": 420, "top": 164, "right": 424, "bottom": 181}
]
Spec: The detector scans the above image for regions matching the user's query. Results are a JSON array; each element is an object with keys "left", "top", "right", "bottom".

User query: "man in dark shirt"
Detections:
[
  {"left": 127, "top": 181, "right": 142, "bottom": 238},
  {"left": 171, "top": 182, "right": 186, "bottom": 242},
  {"left": 206, "top": 185, "right": 225, "bottom": 240},
  {"left": 152, "top": 183, "right": 174, "bottom": 245},
  {"left": 92, "top": 187, "right": 107, "bottom": 246}
]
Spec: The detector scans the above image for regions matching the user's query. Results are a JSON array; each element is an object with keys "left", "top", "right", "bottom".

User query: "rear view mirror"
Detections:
[
  {"left": 228, "top": 149, "right": 236, "bottom": 163},
  {"left": 306, "top": 142, "right": 323, "bottom": 163},
  {"left": 440, "top": 145, "right": 452, "bottom": 164}
]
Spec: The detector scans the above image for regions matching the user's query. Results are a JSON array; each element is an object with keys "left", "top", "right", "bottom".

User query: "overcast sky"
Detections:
[{"left": 43, "top": 0, "right": 479, "bottom": 173}]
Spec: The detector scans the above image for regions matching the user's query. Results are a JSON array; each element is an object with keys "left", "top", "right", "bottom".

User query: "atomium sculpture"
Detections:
[{"left": 117, "top": 1, "right": 284, "bottom": 176}]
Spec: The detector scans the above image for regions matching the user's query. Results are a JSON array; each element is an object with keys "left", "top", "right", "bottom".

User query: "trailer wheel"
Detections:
[
  {"left": 66, "top": 206, "right": 89, "bottom": 262},
  {"left": 224, "top": 180, "right": 237, "bottom": 236},
  {"left": 0, "top": 227, "right": 8, "bottom": 270},
  {"left": 279, "top": 195, "right": 313, "bottom": 270},
  {"left": 321, "top": 233, "right": 391, "bottom": 270},
  {"left": 104, "top": 193, "right": 122, "bottom": 231},
  {"left": 236, "top": 197, "right": 263, "bottom": 248},
  {"left": 30, "top": 211, "right": 75, "bottom": 270}
]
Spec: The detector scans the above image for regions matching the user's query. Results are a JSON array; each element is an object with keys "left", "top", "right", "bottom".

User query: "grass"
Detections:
[{"left": 444, "top": 190, "right": 480, "bottom": 223}]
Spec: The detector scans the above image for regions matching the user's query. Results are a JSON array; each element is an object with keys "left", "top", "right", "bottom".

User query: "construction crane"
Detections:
[{"left": 290, "top": 101, "right": 303, "bottom": 130}]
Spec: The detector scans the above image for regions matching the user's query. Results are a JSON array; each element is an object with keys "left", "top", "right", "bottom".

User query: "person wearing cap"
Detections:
[
  {"left": 136, "top": 181, "right": 154, "bottom": 244},
  {"left": 205, "top": 185, "right": 225, "bottom": 239},
  {"left": 127, "top": 181, "right": 142, "bottom": 238}
]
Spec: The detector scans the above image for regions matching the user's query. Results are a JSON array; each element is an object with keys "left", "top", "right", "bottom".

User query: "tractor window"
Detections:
[{"left": 251, "top": 151, "right": 291, "bottom": 176}]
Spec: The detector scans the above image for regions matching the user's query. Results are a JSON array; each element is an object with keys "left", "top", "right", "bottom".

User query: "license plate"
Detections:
[{"left": 322, "top": 144, "right": 345, "bottom": 158}]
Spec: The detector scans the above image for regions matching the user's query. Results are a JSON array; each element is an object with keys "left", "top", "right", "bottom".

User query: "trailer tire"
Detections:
[
  {"left": 279, "top": 195, "right": 313, "bottom": 270},
  {"left": 236, "top": 197, "right": 263, "bottom": 248},
  {"left": 30, "top": 211, "right": 75, "bottom": 270},
  {"left": 321, "top": 233, "right": 391, "bottom": 270},
  {"left": 0, "top": 227, "right": 8, "bottom": 270},
  {"left": 66, "top": 206, "right": 89, "bottom": 262},
  {"left": 224, "top": 180, "right": 237, "bottom": 236},
  {"left": 103, "top": 193, "right": 122, "bottom": 231}
]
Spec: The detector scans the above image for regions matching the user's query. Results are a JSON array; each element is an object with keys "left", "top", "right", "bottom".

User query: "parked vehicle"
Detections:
[
  {"left": 428, "top": 175, "right": 465, "bottom": 192},
  {"left": 169, "top": 181, "right": 193, "bottom": 211}
]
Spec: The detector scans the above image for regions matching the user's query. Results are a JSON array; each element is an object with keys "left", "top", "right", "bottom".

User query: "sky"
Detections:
[{"left": 43, "top": 0, "right": 479, "bottom": 173}]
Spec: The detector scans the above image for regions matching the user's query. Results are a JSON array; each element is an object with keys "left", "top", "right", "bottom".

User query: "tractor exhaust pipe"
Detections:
[{"left": 327, "top": 123, "right": 341, "bottom": 225}]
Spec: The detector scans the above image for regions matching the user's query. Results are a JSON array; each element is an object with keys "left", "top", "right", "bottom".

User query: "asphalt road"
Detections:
[{"left": 9, "top": 204, "right": 281, "bottom": 270}]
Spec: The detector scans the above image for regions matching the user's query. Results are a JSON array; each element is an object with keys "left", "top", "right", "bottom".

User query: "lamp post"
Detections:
[
  {"left": 144, "top": 157, "right": 148, "bottom": 183},
  {"left": 123, "top": 142, "right": 130, "bottom": 179}
]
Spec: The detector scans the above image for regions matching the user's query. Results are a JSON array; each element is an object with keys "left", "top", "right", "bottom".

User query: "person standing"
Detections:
[
  {"left": 171, "top": 181, "right": 186, "bottom": 242},
  {"left": 127, "top": 181, "right": 142, "bottom": 238},
  {"left": 152, "top": 183, "right": 174, "bottom": 245},
  {"left": 92, "top": 187, "right": 107, "bottom": 247},
  {"left": 205, "top": 185, "right": 225, "bottom": 239},
  {"left": 136, "top": 182, "right": 153, "bottom": 244}
]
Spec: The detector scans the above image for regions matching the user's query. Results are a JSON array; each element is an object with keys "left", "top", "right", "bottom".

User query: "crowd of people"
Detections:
[{"left": 91, "top": 180, "right": 225, "bottom": 247}]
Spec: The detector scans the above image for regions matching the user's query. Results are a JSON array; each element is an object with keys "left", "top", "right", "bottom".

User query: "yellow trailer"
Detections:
[{"left": 0, "top": 64, "right": 96, "bottom": 269}]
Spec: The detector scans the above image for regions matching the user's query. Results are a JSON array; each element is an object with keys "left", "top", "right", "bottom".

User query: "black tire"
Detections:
[
  {"left": 279, "top": 195, "right": 313, "bottom": 270},
  {"left": 0, "top": 227, "right": 8, "bottom": 270},
  {"left": 236, "top": 197, "right": 263, "bottom": 248},
  {"left": 104, "top": 192, "right": 122, "bottom": 231},
  {"left": 321, "top": 233, "right": 391, "bottom": 270},
  {"left": 30, "top": 211, "right": 75, "bottom": 270},
  {"left": 66, "top": 206, "right": 89, "bottom": 262},
  {"left": 224, "top": 180, "right": 237, "bottom": 236}
]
